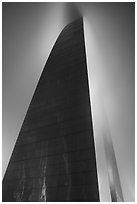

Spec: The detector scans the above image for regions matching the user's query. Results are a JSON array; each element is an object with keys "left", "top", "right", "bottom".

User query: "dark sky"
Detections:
[{"left": 2, "top": 2, "right": 135, "bottom": 201}]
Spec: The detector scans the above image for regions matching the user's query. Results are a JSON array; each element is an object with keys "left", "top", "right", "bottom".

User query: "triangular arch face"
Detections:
[{"left": 3, "top": 18, "right": 100, "bottom": 202}]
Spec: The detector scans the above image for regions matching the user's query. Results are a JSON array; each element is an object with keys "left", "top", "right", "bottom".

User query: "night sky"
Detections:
[{"left": 2, "top": 2, "right": 135, "bottom": 201}]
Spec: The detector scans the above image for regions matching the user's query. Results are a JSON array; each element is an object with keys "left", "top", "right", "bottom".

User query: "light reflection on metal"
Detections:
[
  {"left": 40, "top": 142, "right": 48, "bottom": 202},
  {"left": 103, "top": 132, "right": 124, "bottom": 202},
  {"left": 14, "top": 162, "right": 26, "bottom": 201},
  {"left": 40, "top": 162, "right": 47, "bottom": 201},
  {"left": 62, "top": 139, "right": 71, "bottom": 200},
  {"left": 83, "top": 17, "right": 126, "bottom": 201},
  {"left": 58, "top": 112, "right": 72, "bottom": 201},
  {"left": 101, "top": 96, "right": 124, "bottom": 202},
  {"left": 85, "top": 57, "right": 124, "bottom": 201}
]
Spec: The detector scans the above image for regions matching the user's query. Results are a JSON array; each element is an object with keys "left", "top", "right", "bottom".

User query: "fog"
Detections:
[{"left": 2, "top": 2, "right": 134, "bottom": 201}]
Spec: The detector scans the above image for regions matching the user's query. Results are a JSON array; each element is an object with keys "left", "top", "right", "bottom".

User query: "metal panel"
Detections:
[{"left": 3, "top": 18, "right": 99, "bottom": 201}]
